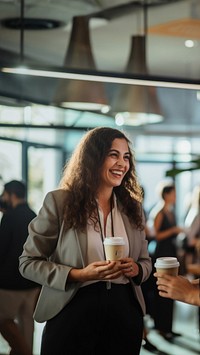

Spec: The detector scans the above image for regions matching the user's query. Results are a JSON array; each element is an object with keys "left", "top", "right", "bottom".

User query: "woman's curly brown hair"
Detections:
[{"left": 59, "top": 127, "right": 144, "bottom": 231}]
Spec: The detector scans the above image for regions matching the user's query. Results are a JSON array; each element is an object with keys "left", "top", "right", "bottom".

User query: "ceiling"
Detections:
[{"left": 0, "top": 0, "right": 200, "bottom": 135}]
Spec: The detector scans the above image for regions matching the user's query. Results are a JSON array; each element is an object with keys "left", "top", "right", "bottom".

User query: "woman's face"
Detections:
[
  {"left": 166, "top": 189, "right": 176, "bottom": 205},
  {"left": 99, "top": 138, "right": 130, "bottom": 190},
  {"left": 163, "top": 188, "right": 176, "bottom": 209}
]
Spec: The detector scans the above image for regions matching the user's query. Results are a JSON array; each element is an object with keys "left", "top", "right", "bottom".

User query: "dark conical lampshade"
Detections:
[
  {"left": 53, "top": 16, "right": 110, "bottom": 112},
  {"left": 112, "top": 35, "right": 163, "bottom": 126}
]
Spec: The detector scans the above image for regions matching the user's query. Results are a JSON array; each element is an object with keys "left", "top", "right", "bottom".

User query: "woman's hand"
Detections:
[
  {"left": 154, "top": 273, "right": 200, "bottom": 306},
  {"left": 172, "top": 226, "right": 184, "bottom": 234},
  {"left": 68, "top": 260, "right": 123, "bottom": 282},
  {"left": 119, "top": 257, "right": 139, "bottom": 278}
]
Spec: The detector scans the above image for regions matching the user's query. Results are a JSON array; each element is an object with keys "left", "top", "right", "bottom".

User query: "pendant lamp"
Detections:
[
  {"left": 112, "top": 35, "right": 163, "bottom": 126},
  {"left": 52, "top": 16, "right": 110, "bottom": 113}
]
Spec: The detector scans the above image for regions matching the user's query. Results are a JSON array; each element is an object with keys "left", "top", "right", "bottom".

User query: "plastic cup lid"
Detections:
[
  {"left": 103, "top": 237, "right": 125, "bottom": 245},
  {"left": 154, "top": 257, "right": 180, "bottom": 269}
]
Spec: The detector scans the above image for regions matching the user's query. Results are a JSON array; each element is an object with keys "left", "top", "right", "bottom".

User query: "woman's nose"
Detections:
[{"left": 116, "top": 156, "right": 125, "bottom": 166}]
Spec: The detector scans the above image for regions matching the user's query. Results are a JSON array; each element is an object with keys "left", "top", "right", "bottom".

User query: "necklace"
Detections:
[
  {"left": 96, "top": 194, "right": 115, "bottom": 258},
  {"left": 95, "top": 195, "right": 114, "bottom": 290}
]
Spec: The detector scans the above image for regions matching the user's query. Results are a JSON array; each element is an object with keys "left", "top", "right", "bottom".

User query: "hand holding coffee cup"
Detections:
[
  {"left": 103, "top": 237, "right": 125, "bottom": 261},
  {"left": 154, "top": 257, "right": 180, "bottom": 276}
]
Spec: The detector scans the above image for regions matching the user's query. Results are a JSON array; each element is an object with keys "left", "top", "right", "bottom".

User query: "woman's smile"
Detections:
[
  {"left": 110, "top": 169, "right": 124, "bottom": 177},
  {"left": 99, "top": 138, "right": 130, "bottom": 189}
]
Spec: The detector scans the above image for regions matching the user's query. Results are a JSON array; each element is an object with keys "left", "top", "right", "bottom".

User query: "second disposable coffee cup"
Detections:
[
  {"left": 103, "top": 237, "right": 125, "bottom": 261},
  {"left": 154, "top": 257, "right": 180, "bottom": 276}
]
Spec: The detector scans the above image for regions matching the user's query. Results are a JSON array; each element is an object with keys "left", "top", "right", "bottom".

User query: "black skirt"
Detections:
[{"left": 41, "top": 282, "right": 143, "bottom": 355}]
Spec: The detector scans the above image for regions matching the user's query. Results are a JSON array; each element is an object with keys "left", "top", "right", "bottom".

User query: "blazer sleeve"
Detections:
[
  {"left": 122, "top": 210, "right": 152, "bottom": 285},
  {"left": 134, "top": 229, "right": 152, "bottom": 285},
  {"left": 19, "top": 190, "right": 72, "bottom": 292}
]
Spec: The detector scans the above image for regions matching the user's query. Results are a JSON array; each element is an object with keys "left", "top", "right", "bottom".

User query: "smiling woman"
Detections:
[{"left": 19, "top": 126, "right": 152, "bottom": 355}]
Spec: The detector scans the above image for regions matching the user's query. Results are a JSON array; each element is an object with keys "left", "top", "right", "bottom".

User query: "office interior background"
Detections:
[
  {"left": 0, "top": 1, "right": 200, "bottom": 354},
  {"left": 0, "top": 0, "right": 200, "bottom": 220}
]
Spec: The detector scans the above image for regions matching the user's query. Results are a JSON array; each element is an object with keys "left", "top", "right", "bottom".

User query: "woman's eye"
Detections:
[{"left": 124, "top": 155, "right": 130, "bottom": 161}]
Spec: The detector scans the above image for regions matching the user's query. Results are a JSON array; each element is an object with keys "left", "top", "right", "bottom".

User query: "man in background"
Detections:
[{"left": 0, "top": 180, "right": 39, "bottom": 355}]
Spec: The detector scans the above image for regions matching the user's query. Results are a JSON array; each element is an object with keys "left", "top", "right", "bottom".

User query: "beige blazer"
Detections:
[{"left": 19, "top": 189, "right": 152, "bottom": 323}]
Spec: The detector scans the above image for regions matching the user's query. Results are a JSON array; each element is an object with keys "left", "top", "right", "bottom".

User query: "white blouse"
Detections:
[{"left": 82, "top": 195, "right": 130, "bottom": 287}]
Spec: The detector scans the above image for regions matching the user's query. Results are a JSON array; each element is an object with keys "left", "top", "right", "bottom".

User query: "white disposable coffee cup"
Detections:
[
  {"left": 103, "top": 237, "right": 125, "bottom": 261},
  {"left": 154, "top": 257, "right": 180, "bottom": 276}
]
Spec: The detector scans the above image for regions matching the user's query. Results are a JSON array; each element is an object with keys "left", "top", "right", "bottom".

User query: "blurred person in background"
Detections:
[
  {"left": 141, "top": 186, "right": 159, "bottom": 353},
  {"left": 150, "top": 182, "right": 184, "bottom": 341},
  {"left": 0, "top": 180, "right": 40, "bottom": 355},
  {"left": 184, "top": 185, "right": 200, "bottom": 264}
]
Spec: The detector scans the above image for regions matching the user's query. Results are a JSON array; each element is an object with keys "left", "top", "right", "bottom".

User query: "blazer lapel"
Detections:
[{"left": 74, "top": 229, "right": 87, "bottom": 267}]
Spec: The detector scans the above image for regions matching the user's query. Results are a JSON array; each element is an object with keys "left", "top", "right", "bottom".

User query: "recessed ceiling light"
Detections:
[{"left": 184, "top": 39, "right": 197, "bottom": 48}]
